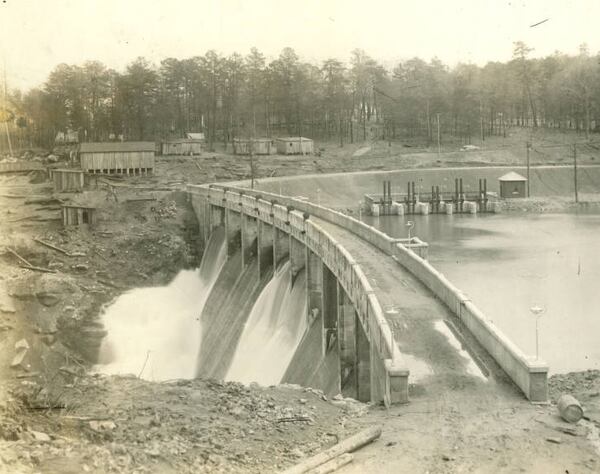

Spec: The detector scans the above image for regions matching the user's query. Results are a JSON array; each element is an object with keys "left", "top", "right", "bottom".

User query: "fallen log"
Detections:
[
  {"left": 0, "top": 193, "right": 29, "bottom": 199},
  {"left": 33, "top": 238, "right": 70, "bottom": 255},
  {"left": 24, "top": 197, "right": 63, "bottom": 205},
  {"left": 5, "top": 247, "right": 33, "bottom": 267},
  {"left": 276, "top": 416, "right": 313, "bottom": 423},
  {"left": 125, "top": 197, "right": 156, "bottom": 202},
  {"left": 279, "top": 426, "right": 381, "bottom": 474},
  {"left": 97, "top": 279, "right": 123, "bottom": 289},
  {"left": 307, "top": 454, "right": 353, "bottom": 474},
  {"left": 7, "top": 215, "right": 37, "bottom": 223},
  {"left": 19, "top": 265, "right": 57, "bottom": 274}
]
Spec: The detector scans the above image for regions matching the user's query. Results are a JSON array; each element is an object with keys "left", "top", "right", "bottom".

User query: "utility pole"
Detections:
[
  {"left": 526, "top": 142, "right": 531, "bottom": 197},
  {"left": 573, "top": 143, "right": 578, "bottom": 203},
  {"left": 479, "top": 99, "right": 484, "bottom": 142},
  {"left": 2, "top": 57, "right": 13, "bottom": 156},
  {"left": 436, "top": 113, "right": 441, "bottom": 158}
]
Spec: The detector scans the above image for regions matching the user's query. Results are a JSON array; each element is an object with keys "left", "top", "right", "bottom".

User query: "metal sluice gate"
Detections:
[{"left": 366, "top": 178, "right": 496, "bottom": 215}]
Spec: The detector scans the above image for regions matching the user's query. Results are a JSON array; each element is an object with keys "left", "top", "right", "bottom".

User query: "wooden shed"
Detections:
[
  {"left": 161, "top": 139, "right": 203, "bottom": 156},
  {"left": 233, "top": 138, "right": 274, "bottom": 155},
  {"left": 55, "top": 130, "right": 79, "bottom": 144},
  {"left": 499, "top": 171, "right": 527, "bottom": 198},
  {"left": 275, "top": 137, "right": 313, "bottom": 155},
  {"left": 79, "top": 142, "right": 155, "bottom": 175},
  {"left": 186, "top": 132, "right": 205, "bottom": 141},
  {"left": 62, "top": 204, "right": 97, "bottom": 226},
  {"left": 51, "top": 168, "right": 85, "bottom": 192}
]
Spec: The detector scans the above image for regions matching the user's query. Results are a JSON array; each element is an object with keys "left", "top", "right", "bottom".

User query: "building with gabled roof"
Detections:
[{"left": 499, "top": 171, "right": 527, "bottom": 198}]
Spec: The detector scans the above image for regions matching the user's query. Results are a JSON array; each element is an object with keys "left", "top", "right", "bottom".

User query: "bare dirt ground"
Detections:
[{"left": 1, "top": 128, "right": 600, "bottom": 473}]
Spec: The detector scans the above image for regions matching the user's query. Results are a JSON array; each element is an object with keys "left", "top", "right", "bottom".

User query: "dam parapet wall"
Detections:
[{"left": 188, "top": 182, "right": 548, "bottom": 402}]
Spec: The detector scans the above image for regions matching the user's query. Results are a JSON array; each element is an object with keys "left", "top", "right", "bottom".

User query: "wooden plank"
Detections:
[
  {"left": 5, "top": 247, "right": 33, "bottom": 267},
  {"left": 279, "top": 427, "right": 381, "bottom": 474},
  {"left": 33, "top": 238, "right": 70, "bottom": 255},
  {"left": 307, "top": 454, "right": 353, "bottom": 474}
]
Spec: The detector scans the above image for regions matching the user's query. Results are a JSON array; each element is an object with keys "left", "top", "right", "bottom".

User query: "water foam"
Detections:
[
  {"left": 226, "top": 262, "right": 308, "bottom": 385},
  {"left": 96, "top": 228, "right": 226, "bottom": 380}
]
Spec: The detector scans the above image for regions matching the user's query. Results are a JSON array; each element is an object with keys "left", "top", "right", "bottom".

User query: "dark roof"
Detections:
[{"left": 79, "top": 142, "right": 155, "bottom": 153}]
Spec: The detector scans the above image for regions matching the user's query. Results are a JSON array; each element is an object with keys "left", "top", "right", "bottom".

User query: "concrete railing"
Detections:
[
  {"left": 391, "top": 243, "right": 548, "bottom": 401},
  {"left": 190, "top": 182, "right": 548, "bottom": 402},
  {"left": 189, "top": 184, "right": 409, "bottom": 405}
]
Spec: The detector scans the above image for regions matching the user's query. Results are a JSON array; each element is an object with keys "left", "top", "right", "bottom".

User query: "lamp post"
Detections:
[
  {"left": 530, "top": 305, "right": 545, "bottom": 360},
  {"left": 317, "top": 188, "right": 321, "bottom": 206},
  {"left": 406, "top": 220, "right": 414, "bottom": 243}
]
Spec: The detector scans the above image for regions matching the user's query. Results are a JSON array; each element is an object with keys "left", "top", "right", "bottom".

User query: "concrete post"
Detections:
[
  {"left": 257, "top": 221, "right": 274, "bottom": 278},
  {"left": 225, "top": 209, "right": 241, "bottom": 257},
  {"left": 392, "top": 202, "right": 404, "bottom": 216},
  {"left": 416, "top": 202, "right": 430, "bottom": 215},
  {"left": 273, "top": 227, "right": 289, "bottom": 269},
  {"left": 209, "top": 204, "right": 224, "bottom": 235},
  {"left": 241, "top": 213, "right": 258, "bottom": 267},
  {"left": 306, "top": 248, "right": 324, "bottom": 349},
  {"left": 338, "top": 284, "right": 357, "bottom": 399},
  {"left": 322, "top": 264, "right": 338, "bottom": 356},
  {"left": 289, "top": 236, "right": 305, "bottom": 284},
  {"left": 355, "top": 314, "right": 371, "bottom": 402},
  {"left": 193, "top": 197, "right": 209, "bottom": 246}
]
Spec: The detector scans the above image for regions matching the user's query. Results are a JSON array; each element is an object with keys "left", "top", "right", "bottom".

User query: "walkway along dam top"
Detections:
[{"left": 187, "top": 182, "right": 549, "bottom": 403}]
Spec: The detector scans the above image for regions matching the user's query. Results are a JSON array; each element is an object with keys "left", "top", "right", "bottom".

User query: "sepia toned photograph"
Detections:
[{"left": 0, "top": 1, "right": 599, "bottom": 472}]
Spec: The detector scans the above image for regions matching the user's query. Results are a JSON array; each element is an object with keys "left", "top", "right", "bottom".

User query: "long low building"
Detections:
[
  {"left": 161, "top": 138, "right": 203, "bottom": 156},
  {"left": 275, "top": 137, "right": 313, "bottom": 155},
  {"left": 233, "top": 138, "right": 274, "bottom": 155},
  {"left": 79, "top": 142, "right": 155, "bottom": 174}
]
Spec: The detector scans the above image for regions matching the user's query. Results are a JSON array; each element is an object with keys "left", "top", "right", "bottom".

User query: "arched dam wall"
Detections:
[
  {"left": 188, "top": 179, "right": 549, "bottom": 403},
  {"left": 189, "top": 186, "right": 409, "bottom": 406}
]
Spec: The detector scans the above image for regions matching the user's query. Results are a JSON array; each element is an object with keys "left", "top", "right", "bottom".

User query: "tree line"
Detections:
[{"left": 6, "top": 42, "right": 600, "bottom": 151}]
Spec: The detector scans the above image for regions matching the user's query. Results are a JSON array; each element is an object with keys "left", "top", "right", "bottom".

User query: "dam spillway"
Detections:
[{"left": 226, "top": 261, "right": 308, "bottom": 386}]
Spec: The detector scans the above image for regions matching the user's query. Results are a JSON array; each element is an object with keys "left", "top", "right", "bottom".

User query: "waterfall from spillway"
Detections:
[
  {"left": 226, "top": 262, "right": 308, "bottom": 385},
  {"left": 96, "top": 227, "right": 227, "bottom": 380}
]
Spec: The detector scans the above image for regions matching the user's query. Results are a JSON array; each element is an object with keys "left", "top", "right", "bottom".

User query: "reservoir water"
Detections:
[{"left": 364, "top": 212, "right": 600, "bottom": 374}]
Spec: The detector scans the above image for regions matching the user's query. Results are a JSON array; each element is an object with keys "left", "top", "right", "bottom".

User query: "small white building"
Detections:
[{"left": 499, "top": 171, "right": 527, "bottom": 198}]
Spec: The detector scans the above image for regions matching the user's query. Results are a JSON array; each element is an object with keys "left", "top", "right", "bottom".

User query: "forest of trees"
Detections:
[{"left": 5, "top": 42, "right": 600, "bottom": 151}]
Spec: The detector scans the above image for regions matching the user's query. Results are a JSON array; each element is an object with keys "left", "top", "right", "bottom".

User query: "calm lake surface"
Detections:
[{"left": 364, "top": 212, "right": 600, "bottom": 374}]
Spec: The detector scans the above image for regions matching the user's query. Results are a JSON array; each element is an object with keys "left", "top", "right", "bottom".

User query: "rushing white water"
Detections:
[
  {"left": 96, "top": 228, "right": 227, "bottom": 380},
  {"left": 226, "top": 262, "right": 308, "bottom": 385}
]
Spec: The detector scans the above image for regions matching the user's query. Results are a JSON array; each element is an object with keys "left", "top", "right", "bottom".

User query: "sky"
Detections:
[{"left": 1, "top": 0, "right": 599, "bottom": 91}]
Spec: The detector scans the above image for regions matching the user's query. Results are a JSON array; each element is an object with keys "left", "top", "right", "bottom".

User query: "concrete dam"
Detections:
[
  {"left": 184, "top": 167, "right": 579, "bottom": 405},
  {"left": 98, "top": 164, "right": 600, "bottom": 404}
]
